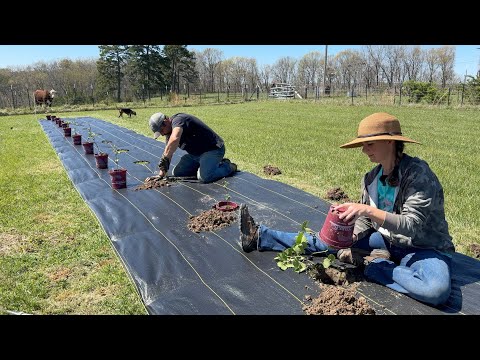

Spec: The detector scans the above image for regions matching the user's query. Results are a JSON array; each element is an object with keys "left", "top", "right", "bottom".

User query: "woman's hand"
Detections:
[
  {"left": 333, "top": 202, "right": 387, "bottom": 228},
  {"left": 333, "top": 202, "right": 370, "bottom": 225}
]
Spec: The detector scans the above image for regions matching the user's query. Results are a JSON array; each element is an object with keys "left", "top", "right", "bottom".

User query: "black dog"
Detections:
[{"left": 118, "top": 108, "right": 137, "bottom": 118}]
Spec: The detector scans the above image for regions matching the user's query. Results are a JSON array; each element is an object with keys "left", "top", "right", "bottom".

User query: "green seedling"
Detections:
[
  {"left": 223, "top": 180, "right": 231, "bottom": 201},
  {"left": 102, "top": 140, "right": 129, "bottom": 170},
  {"left": 274, "top": 221, "right": 334, "bottom": 273},
  {"left": 85, "top": 125, "right": 105, "bottom": 154},
  {"left": 69, "top": 119, "right": 80, "bottom": 135}
]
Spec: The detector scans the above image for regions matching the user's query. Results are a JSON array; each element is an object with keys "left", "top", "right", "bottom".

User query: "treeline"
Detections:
[{"left": 1, "top": 44, "right": 478, "bottom": 109}]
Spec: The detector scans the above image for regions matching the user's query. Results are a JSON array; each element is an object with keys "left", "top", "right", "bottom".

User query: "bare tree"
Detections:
[
  {"left": 424, "top": 48, "right": 441, "bottom": 84},
  {"left": 271, "top": 57, "right": 297, "bottom": 85},
  {"left": 365, "top": 45, "right": 386, "bottom": 87},
  {"left": 195, "top": 48, "right": 223, "bottom": 92},
  {"left": 437, "top": 46, "right": 455, "bottom": 88},
  {"left": 297, "top": 51, "right": 324, "bottom": 87},
  {"left": 403, "top": 46, "right": 424, "bottom": 81},
  {"left": 258, "top": 64, "right": 272, "bottom": 91}
]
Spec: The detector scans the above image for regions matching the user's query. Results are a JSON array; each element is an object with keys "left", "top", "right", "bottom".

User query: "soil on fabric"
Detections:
[
  {"left": 187, "top": 208, "right": 237, "bottom": 233},
  {"left": 303, "top": 283, "right": 375, "bottom": 315},
  {"left": 301, "top": 259, "right": 376, "bottom": 315},
  {"left": 326, "top": 187, "right": 350, "bottom": 202},
  {"left": 134, "top": 177, "right": 172, "bottom": 190},
  {"left": 263, "top": 165, "right": 282, "bottom": 175},
  {"left": 307, "top": 261, "right": 362, "bottom": 286}
]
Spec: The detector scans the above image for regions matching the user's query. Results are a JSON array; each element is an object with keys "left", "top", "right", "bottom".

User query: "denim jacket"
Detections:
[{"left": 354, "top": 154, "right": 455, "bottom": 253}]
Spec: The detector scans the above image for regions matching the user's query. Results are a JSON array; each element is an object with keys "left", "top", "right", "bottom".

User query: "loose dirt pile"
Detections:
[
  {"left": 263, "top": 165, "right": 282, "bottom": 175},
  {"left": 303, "top": 283, "right": 376, "bottom": 315},
  {"left": 326, "top": 187, "right": 350, "bottom": 202},
  {"left": 134, "top": 177, "right": 172, "bottom": 190},
  {"left": 308, "top": 262, "right": 361, "bottom": 286},
  {"left": 187, "top": 209, "right": 237, "bottom": 233}
]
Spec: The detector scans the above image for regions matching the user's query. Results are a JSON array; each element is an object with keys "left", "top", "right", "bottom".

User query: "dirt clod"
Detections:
[
  {"left": 303, "top": 283, "right": 376, "bottom": 315},
  {"left": 326, "top": 187, "right": 350, "bottom": 202},
  {"left": 263, "top": 165, "right": 282, "bottom": 175},
  {"left": 187, "top": 209, "right": 237, "bottom": 233},
  {"left": 468, "top": 243, "right": 480, "bottom": 259}
]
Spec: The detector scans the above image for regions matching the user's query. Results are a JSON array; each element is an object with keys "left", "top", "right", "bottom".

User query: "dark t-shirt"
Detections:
[{"left": 169, "top": 113, "right": 224, "bottom": 156}]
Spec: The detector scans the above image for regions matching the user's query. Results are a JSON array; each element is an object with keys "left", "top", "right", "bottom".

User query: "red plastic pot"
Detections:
[
  {"left": 46, "top": 115, "right": 51, "bottom": 120},
  {"left": 109, "top": 168, "right": 127, "bottom": 189},
  {"left": 82, "top": 142, "right": 94, "bottom": 154},
  {"left": 72, "top": 134, "right": 82, "bottom": 145},
  {"left": 94, "top": 153, "right": 109, "bottom": 169},
  {"left": 318, "top": 205, "right": 354, "bottom": 249},
  {"left": 63, "top": 127, "right": 71, "bottom": 137},
  {"left": 214, "top": 201, "right": 239, "bottom": 212}
]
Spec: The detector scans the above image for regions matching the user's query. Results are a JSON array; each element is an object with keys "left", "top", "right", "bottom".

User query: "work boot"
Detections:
[
  {"left": 337, "top": 248, "right": 370, "bottom": 266},
  {"left": 364, "top": 249, "right": 391, "bottom": 265},
  {"left": 239, "top": 204, "right": 259, "bottom": 253}
]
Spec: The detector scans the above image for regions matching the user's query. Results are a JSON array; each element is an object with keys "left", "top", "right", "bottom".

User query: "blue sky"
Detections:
[{"left": 1, "top": 45, "right": 479, "bottom": 77}]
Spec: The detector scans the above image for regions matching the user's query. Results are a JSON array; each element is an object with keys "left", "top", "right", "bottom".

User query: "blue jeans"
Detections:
[
  {"left": 257, "top": 225, "right": 334, "bottom": 254},
  {"left": 171, "top": 145, "right": 232, "bottom": 183},
  {"left": 353, "top": 231, "right": 452, "bottom": 306},
  {"left": 258, "top": 226, "right": 452, "bottom": 306}
]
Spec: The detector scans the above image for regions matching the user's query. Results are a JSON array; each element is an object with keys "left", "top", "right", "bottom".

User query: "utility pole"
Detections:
[
  {"left": 323, "top": 45, "right": 328, "bottom": 96},
  {"left": 477, "top": 48, "right": 480, "bottom": 78}
]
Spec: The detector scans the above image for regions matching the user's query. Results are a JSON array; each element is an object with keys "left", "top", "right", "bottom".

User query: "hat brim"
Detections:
[
  {"left": 153, "top": 131, "right": 162, "bottom": 139},
  {"left": 340, "top": 135, "right": 421, "bottom": 148}
]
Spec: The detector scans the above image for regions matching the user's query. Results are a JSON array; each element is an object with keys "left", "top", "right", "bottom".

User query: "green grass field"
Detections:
[{"left": 1, "top": 101, "right": 479, "bottom": 314}]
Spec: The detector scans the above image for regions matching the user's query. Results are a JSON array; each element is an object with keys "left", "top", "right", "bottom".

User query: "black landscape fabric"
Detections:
[{"left": 40, "top": 117, "right": 480, "bottom": 315}]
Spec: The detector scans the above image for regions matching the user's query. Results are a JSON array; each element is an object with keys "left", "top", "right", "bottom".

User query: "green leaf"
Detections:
[
  {"left": 323, "top": 254, "right": 336, "bottom": 268},
  {"left": 292, "top": 244, "right": 304, "bottom": 255},
  {"left": 297, "top": 262, "right": 307, "bottom": 273},
  {"left": 295, "top": 231, "right": 303, "bottom": 244}
]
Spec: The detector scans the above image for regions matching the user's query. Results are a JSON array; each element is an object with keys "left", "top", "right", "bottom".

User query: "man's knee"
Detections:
[{"left": 197, "top": 172, "right": 217, "bottom": 183}]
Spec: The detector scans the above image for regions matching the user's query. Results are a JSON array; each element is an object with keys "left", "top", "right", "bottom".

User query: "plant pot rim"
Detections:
[{"left": 214, "top": 201, "right": 239, "bottom": 212}]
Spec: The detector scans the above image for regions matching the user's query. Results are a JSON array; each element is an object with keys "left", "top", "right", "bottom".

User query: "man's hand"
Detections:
[{"left": 145, "top": 171, "right": 165, "bottom": 182}]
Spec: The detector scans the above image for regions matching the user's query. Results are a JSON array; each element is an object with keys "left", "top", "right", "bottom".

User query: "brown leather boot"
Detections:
[{"left": 239, "top": 204, "right": 259, "bottom": 253}]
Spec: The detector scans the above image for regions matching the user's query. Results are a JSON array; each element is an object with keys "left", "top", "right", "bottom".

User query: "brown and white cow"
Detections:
[{"left": 34, "top": 89, "right": 56, "bottom": 107}]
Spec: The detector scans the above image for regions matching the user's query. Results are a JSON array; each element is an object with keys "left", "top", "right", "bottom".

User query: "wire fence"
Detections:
[{"left": 1, "top": 83, "right": 479, "bottom": 113}]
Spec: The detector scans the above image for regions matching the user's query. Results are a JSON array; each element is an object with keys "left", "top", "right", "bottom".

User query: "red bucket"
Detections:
[{"left": 319, "top": 205, "right": 354, "bottom": 249}]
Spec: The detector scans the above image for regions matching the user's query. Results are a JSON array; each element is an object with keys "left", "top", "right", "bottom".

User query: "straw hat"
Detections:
[{"left": 340, "top": 112, "right": 421, "bottom": 148}]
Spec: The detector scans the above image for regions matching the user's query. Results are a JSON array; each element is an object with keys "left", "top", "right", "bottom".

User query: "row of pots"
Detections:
[{"left": 46, "top": 115, "right": 127, "bottom": 189}]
